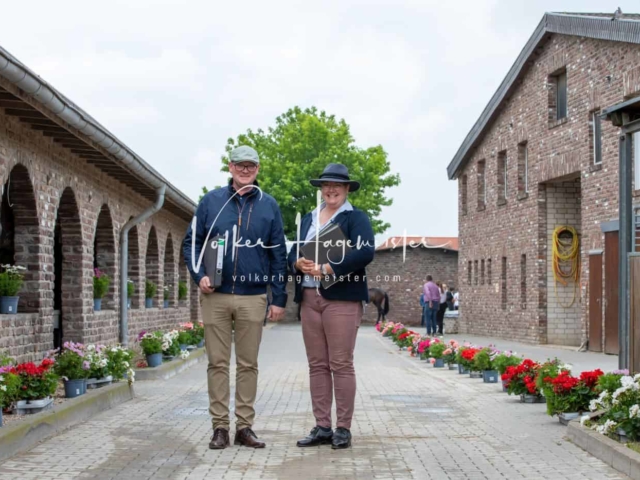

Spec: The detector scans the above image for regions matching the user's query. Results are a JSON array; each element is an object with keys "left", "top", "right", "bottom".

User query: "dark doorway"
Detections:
[{"left": 605, "top": 230, "right": 619, "bottom": 354}]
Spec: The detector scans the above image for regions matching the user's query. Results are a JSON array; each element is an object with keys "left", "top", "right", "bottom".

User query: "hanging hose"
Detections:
[{"left": 552, "top": 226, "right": 580, "bottom": 308}]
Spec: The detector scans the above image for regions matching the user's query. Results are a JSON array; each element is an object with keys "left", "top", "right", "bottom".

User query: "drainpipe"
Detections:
[{"left": 120, "top": 185, "right": 166, "bottom": 346}]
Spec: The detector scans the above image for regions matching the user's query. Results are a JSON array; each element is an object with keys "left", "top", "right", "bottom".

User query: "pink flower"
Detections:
[
  {"left": 429, "top": 358, "right": 436, "bottom": 364},
  {"left": 443, "top": 348, "right": 452, "bottom": 355},
  {"left": 82, "top": 361, "right": 90, "bottom": 370}
]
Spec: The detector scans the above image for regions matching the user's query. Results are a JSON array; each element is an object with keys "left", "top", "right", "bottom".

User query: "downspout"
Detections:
[{"left": 120, "top": 185, "right": 166, "bottom": 346}]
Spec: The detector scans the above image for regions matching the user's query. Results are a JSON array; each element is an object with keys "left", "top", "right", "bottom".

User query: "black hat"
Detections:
[{"left": 309, "top": 163, "right": 360, "bottom": 192}]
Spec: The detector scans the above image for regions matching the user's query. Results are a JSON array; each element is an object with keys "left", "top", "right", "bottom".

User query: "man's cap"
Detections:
[{"left": 229, "top": 146, "right": 260, "bottom": 165}]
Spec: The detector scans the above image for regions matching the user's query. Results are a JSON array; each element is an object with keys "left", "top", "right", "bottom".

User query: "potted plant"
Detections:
[
  {"left": 145, "top": 280, "right": 156, "bottom": 308},
  {"left": 535, "top": 358, "right": 569, "bottom": 413},
  {"left": 54, "top": 342, "right": 91, "bottom": 398},
  {"left": 93, "top": 268, "right": 110, "bottom": 311},
  {"left": 417, "top": 338, "right": 431, "bottom": 360},
  {"left": 502, "top": 359, "right": 543, "bottom": 403},
  {"left": 177, "top": 330, "right": 192, "bottom": 351},
  {"left": 193, "top": 322, "right": 205, "bottom": 348},
  {"left": 105, "top": 345, "right": 135, "bottom": 384},
  {"left": 163, "top": 284, "right": 170, "bottom": 308},
  {"left": 139, "top": 331, "right": 164, "bottom": 367},
  {"left": 461, "top": 347, "right": 482, "bottom": 377},
  {"left": 0, "top": 370, "right": 21, "bottom": 426},
  {"left": 162, "top": 330, "right": 181, "bottom": 359},
  {"left": 178, "top": 280, "right": 187, "bottom": 305},
  {"left": 547, "top": 369, "right": 603, "bottom": 424},
  {"left": 455, "top": 346, "right": 473, "bottom": 374},
  {"left": 429, "top": 341, "right": 446, "bottom": 368},
  {"left": 14, "top": 358, "right": 58, "bottom": 413},
  {"left": 127, "top": 279, "right": 134, "bottom": 309},
  {"left": 473, "top": 348, "right": 499, "bottom": 383},
  {"left": 85, "top": 344, "right": 112, "bottom": 389},
  {"left": 492, "top": 351, "right": 523, "bottom": 391},
  {"left": 0, "top": 264, "right": 26, "bottom": 314}
]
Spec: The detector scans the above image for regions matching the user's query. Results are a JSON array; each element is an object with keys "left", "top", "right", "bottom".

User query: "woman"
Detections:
[
  {"left": 436, "top": 282, "right": 447, "bottom": 336},
  {"left": 288, "top": 163, "right": 375, "bottom": 450}
]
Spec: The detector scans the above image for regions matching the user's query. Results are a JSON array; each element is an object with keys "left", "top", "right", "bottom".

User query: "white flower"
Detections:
[
  {"left": 580, "top": 415, "right": 590, "bottom": 425},
  {"left": 630, "top": 405, "right": 640, "bottom": 419},
  {"left": 0, "top": 385, "right": 6, "bottom": 392},
  {"left": 0, "top": 375, "right": 4, "bottom": 382},
  {"left": 123, "top": 361, "right": 129, "bottom": 368},
  {"left": 621, "top": 376, "right": 635, "bottom": 388},
  {"left": 180, "top": 350, "right": 190, "bottom": 360},
  {"left": 603, "top": 420, "right": 617, "bottom": 434},
  {"left": 589, "top": 399, "right": 599, "bottom": 412},
  {"left": 561, "top": 364, "right": 573, "bottom": 372}
]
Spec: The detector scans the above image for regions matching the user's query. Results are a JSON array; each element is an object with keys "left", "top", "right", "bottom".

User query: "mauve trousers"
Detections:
[{"left": 300, "top": 289, "right": 362, "bottom": 429}]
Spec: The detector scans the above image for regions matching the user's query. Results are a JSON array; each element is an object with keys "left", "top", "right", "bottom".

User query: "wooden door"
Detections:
[
  {"left": 588, "top": 253, "right": 603, "bottom": 352},
  {"left": 604, "top": 231, "right": 619, "bottom": 354},
  {"left": 631, "top": 256, "right": 640, "bottom": 374}
]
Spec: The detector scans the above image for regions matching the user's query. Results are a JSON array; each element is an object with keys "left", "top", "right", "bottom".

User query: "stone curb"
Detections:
[
  {"left": 134, "top": 347, "right": 206, "bottom": 381},
  {"left": 0, "top": 382, "right": 134, "bottom": 463},
  {"left": 567, "top": 419, "right": 640, "bottom": 480}
]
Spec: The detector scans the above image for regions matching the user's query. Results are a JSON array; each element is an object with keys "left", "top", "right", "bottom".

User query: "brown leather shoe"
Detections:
[
  {"left": 234, "top": 427, "right": 266, "bottom": 448},
  {"left": 209, "top": 428, "right": 230, "bottom": 449}
]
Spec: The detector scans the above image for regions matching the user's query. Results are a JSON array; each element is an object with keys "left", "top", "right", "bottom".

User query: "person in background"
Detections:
[
  {"left": 446, "top": 286, "right": 455, "bottom": 311},
  {"left": 422, "top": 275, "right": 440, "bottom": 336},
  {"left": 453, "top": 289, "right": 459, "bottom": 310},
  {"left": 436, "top": 282, "right": 447, "bottom": 336},
  {"left": 419, "top": 292, "right": 426, "bottom": 326}
]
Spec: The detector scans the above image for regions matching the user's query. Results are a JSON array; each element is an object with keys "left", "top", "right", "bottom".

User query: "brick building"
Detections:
[
  {"left": 363, "top": 236, "right": 458, "bottom": 325},
  {"left": 447, "top": 13, "right": 640, "bottom": 349},
  {"left": 0, "top": 46, "right": 199, "bottom": 362}
]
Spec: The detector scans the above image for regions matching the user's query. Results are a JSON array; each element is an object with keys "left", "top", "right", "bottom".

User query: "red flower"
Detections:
[{"left": 579, "top": 369, "right": 604, "bottom": 389}]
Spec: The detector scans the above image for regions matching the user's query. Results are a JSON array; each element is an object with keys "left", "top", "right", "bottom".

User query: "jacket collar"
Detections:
[{"left": 227, "top": 178, "right": 260, "bottom": 198}]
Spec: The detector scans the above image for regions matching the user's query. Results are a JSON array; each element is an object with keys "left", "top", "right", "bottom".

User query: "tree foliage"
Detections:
[{"left": 201, "top": 107, "right": 400, "bottom": 238}]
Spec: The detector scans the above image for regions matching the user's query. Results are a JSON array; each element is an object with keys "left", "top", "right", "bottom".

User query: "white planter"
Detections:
[
  {"left": 86, "top": 376, "right": 113, "bottom": 389},
  {"left": 558, "top": 412, "right": 580, "bottom": 425},
  {"left": 16, "top": 397, "right": 54, "bottom": 415}
]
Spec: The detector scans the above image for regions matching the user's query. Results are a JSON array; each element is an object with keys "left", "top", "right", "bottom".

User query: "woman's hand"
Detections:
[{"left": 295, "top": 258, "right": 315, "bottom": 273}]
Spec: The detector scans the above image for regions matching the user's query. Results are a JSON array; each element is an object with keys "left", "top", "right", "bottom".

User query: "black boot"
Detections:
[
  {"left": 331, "top": 427, "right": 352, "bottom": 449},
  {"left": 296, "top": 426, "right": 333, "bottom": 447}
]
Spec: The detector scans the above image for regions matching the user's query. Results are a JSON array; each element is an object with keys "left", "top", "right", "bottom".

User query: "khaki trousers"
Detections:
[{"left": 201, "top": 292, "right": 267, "bottom": 431}]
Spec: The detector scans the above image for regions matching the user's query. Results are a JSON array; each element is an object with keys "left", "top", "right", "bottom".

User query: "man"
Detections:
[
  {"left": 422, "top": 275, "right": 440, "bottom": 336},
  {"left": 183, "top": 145, "right": 287, "bottom": 450}
]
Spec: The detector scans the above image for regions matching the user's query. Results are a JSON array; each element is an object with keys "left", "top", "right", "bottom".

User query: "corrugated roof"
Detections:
[
  {"left": 376, "top": 236, "right": 459, "bottom": 252},
  {"left": 446, "top": 11, "right": 640, "bottom": 180}
]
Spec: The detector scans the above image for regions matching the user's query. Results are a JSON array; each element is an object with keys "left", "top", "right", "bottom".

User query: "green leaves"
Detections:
[{"left": 201, "top": 106, "right": 400, "bottom": 238}]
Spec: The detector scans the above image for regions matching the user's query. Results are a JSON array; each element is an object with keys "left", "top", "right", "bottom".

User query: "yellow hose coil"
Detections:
[{"left": 552, "top": 226, "right": 580, "bottom": 308}]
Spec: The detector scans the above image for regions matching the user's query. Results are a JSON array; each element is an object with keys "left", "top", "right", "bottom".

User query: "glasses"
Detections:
[{"left": 232, "top": 162, "right": 258, "bottom": 172}]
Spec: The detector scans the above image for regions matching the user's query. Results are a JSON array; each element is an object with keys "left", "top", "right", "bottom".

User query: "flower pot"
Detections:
[
  {"left": 186, "top": 345, "right": 196, "bottom": 351},
  {"left": 502, "top": 380, "right": 508, "bottom": 392},
  {"left": 179, "top": 344, "right": 188, "bottom": 351},
  {"left": 146, "top": 352, "right": 162, "bottom": 368},
  {"left": 0, "top": 408, "right": 3, "bottom": 427},
  {"left": 558, "top": 412, "right": 580, "bottom": 426},
  {"left": 0, "top": 296, "right": 19, "bottom": 314},
  {"left": 197, "top": 339, "right": 205, "bottom": 348},
  {"left": 16, "top": 397, "right": 53, "bottom": 415},
  {"left": 433, "top": 358, "right": 445, "bottom": 368},
  {"left": 162, "top": 355, "right": 175, "bottom": 361},
  {"left": 145, "top": 298, "right": 153, "bottom": 308},
  {"left": 469, "top": 371, "right": 483, "bottom": 379},
  {"left": 127, "top": 298, "right": 131, "bottom": 309},
  {"left": 521, "top": 394, "right": 545, "bottom": 404},
  {"left": 447, "top": 363, "right": 457, "bottom": 370},
  {"left": 482, "top": 370, "right": 499, "bottom": 383},
  {"left": 616, "top": 428, "right": 629, "bottom": 443},
  {"left": 163, "top": 299, "right": 169, "bottom": 308},
  {"left": 86, "top": 376, "right": 113, "bottom": 389},
  {"left": 63, "top": 379, "right": 86, "bottom": 398},
  {"left": 93, "top": 298, "right": 102, "bottom": 311},
  {"left": 458, "top": 364, "right": 469, "bottom": 374}
]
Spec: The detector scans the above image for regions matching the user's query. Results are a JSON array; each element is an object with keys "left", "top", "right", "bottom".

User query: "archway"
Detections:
[
  {"left": 145, "top": 226, "right": 159, "bottom": 307},
  {"left": 127, "top": 222, "right": 140, "bottom": 309},
  {"left": 164, "top": 233, "right": 176, "bottom": 307},
  {"left": 179, "top": 242, "right": 190, "bottom": 308},
  {"left": 93, "top": 205, "right": 116, "bottom": 310}
]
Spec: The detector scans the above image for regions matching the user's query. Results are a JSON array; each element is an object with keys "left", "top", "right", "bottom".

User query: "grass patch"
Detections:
[{"left": 628, "top": 442, "right": 640, "bottom": 454}]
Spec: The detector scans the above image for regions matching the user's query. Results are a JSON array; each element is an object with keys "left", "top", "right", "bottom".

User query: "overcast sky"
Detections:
[{"left": 0, "top": 0, "right": 634, "bottom": 241}]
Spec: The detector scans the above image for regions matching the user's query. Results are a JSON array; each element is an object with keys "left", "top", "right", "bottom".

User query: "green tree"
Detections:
[{"left": 200, "top": 107, "right": 400, "bottom": 238}]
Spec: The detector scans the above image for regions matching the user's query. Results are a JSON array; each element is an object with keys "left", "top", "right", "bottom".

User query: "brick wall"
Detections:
[
  {"left": 0, "top": 108, "right": 198, "bottom": 363},
  {"left": 364, "top": 247, "right": 458, "bottom": 326},
  {"left": 456, "top": 34, "right": 640, "bottom": 345}
]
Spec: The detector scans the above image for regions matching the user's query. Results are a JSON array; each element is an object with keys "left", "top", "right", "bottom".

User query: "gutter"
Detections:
[
  {"left": 0, "top": 46, "right": 196, "bottom": 216},
  {"left": 120, "top": 185, "right": 166, "bottom": 346}
]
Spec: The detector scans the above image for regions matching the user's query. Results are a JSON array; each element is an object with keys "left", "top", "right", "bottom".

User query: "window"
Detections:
[
  {"left": 590, "top": 111, "right": 602, "bottom": 165},
  {"left": 474, "top": 260, "right": 479, "bottom": 285},
  {"left": 521, "top": 254, "right": 527, "bottom": 309},
  {"left": 481, "top": 259, "right": 485, "bottom": 285},
  {"left": 477, "top": 160, "right": 486, "bottom": 210},
  {"left": 517, "top": 142, "right": 528, "bottom": 195},
  {"left": 497, "top": 151, "right": 507, "bottom": 203},
  {"left": 461, "top": 175, "right": 468, "bottom": 215},
  {"left": 487, "top": 258, "right": 492, "bottom": 285},
  {"left": 501, "top": 257, "right": 507, "bottom": 310},
  {"left": 556, "top": 71, "right": 567, "bottom": 120},
  {"left": 549, "top": 70, "right": 568, "bottom": 123},
  {"left": 468, "top": 261, "right": 472, "bottom": 285}
]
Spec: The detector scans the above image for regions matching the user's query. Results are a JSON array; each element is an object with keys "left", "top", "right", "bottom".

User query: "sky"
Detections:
[{"left": 0, "top": 0, "right": 634, "bottom": 242}]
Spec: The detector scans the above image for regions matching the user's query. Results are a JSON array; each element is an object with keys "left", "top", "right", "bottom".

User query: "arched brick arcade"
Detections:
[
  {"left": 0, "top": 164, "right": 40, "bottom": 313},
  {"left": 53, "top": 187, "right": 85, "bottom": 347},
  {"left": 164, "top": 233, "right": 176, "bottom": 307},
  {"left": 127, "top": 222, "right": 141, "bottom": 309},
  {"left": 93, "top": 204, "right": 116, "bottom": 310},
  {"left": 145, "top": 226, "right": 160, "bottom": 307}
]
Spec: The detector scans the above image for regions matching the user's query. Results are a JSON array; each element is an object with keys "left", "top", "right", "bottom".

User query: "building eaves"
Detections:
[
  {"left": 446, "top": 12, "right": 640, "bottom": 180},
  {"left": 0, "top": 45, "right": 197, "bottom": 220}
]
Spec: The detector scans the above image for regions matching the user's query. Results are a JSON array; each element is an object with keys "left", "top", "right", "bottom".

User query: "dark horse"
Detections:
[{"left": 368, "top": 288, "right": 390, "bottom": 325}]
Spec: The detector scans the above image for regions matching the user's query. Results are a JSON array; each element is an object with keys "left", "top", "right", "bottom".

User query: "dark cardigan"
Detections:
[{"left": 287, "top": 207, "right": 375, "bottom": 304}]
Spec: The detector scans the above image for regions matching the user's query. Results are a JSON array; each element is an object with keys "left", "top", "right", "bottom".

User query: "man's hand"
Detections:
[
  {"left": 199, "top": 276, "right": 214, "bottom": 294},
  {"left": 429, "top": 301, "right": 433, "bottom": 309},
  {"left": 267, "top": 305, "right": 285, "bottom": 322},
  {"left": 295, "top": 258, "right": 315, "bottom": 273}
]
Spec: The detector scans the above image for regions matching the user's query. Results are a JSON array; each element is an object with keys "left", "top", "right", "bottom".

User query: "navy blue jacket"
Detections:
[
  {"left": 183, "top": 181, "right": 288, "bottom": 308},
  {"left": 288, "top": 207, "right": 375, "bottom": 304}
]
